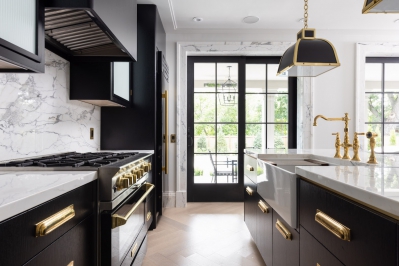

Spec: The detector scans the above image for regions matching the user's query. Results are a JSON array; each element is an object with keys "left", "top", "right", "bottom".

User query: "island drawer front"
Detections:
[
  {"left": 244, "top": 154, "right": 257, "bottom": 183},
  {"left": 300, "top": 179, "right": 397, "bottom": 266},
  {"left": 24, "top": 214, "right": 95, "bottom": 266},
  {"left": 256, "top": 197, "right": 273, "bottom": 266},
  {"left": 300, "top": 226, "right": 344, "bottom": 266},
  {"left": 0, "top": 181, "right": 95, "bottom": 266},
  {"left": 244, "top": 176, "right": 257, "bottom": 242},
  {"left": 273, "top": 211, "right": 299, "bottom": 266}
]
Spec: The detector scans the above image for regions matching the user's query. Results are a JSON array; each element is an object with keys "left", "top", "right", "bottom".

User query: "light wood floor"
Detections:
[{"left": 143, "top": 203, "right": 266, "bottom": 266}]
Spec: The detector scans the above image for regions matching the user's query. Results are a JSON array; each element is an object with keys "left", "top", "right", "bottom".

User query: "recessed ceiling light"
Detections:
[
  {"left": 243, "top": 16, "right": 260, "bottom": 24},
  {"left": 193, "top": 17, "right": 203, "bottom": 22},
  {"left": 394, "top": 19, "right": 399, "bottom": 23}
]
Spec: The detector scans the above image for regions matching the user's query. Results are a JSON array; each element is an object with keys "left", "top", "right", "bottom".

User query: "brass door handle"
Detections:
[
  {"left": 245, "top": 186, "right": 253, "bottom": 196},
  {"left": 146, "top": 211, "right": 152, "bottom": 222},
  {"left": 246, "top": 165, "right": 254, "bottom": 171},
  {"left": 35, "top": 205, "right": 75, "bottom": 237},
  {"left": 315, "top": 209, "right": 351, "bottom": 241},
  {"left": 130, "top": 242, "right": 139, "bottom": 257},
  {"left": 258, "top": 200, "right": 269, "bottom": 213},
  {"left": 112, "top": 183, "right": 155, "bottom": 229},
  {"left": 162, "top": 91, "right": 169, "bottom": 174},
  {"left": 276, "top": 219, "right": 292, "bottom": 240}
]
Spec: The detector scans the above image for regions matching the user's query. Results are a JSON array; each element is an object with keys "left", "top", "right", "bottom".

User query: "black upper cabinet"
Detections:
[
  {"left": 0, "top": 0, "right": 45, "bottom": 73},
  {"left": 70, "top": 61, "right": 131, "bottom": 107}
]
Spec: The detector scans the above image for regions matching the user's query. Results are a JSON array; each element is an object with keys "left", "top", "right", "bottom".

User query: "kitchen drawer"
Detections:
[
  {"left": 0, "top": 181, "right": 95, "bottom": 266},
  {"left": 145, "top": 189, "right": 154, "bottom": 229},
  {"left": 25, "top": 214, "right": 96, "bottom": 266},
  {"left": 300, "top": 179, "right": 397, "bottom": 266},
  {"left": 244, "top": 154, "right": 257, "bottom": 183},
  {"left": 256, "top": 197, "right": 273, "bottom": 266},
  {"left": 244, "top": 176, "right": 257, "bottom": 242},
  {"left": 272, "top": 211, "right": 299, "bottom": 266},
  {"left": 121, "top": 216, "right": 149, "bottom": 266},
  {"left": 132, "top": 236, "right": 148, "bottom": 266},
  {"left": 300, "top": 226, "right": 344, "bottom": 266}
]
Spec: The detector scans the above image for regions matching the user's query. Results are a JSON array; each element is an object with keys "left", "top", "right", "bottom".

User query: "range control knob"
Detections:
[
  {"left": 124, "top": 174, "right": 134, "bottom": 184},
  {"left": 135, "top": 170, "right": 142, "bottom": 179},
  {"left": 148, "top": 163, "right": 152, "bottom": 171},
  {"left": 116, "top": 177, "right": 130, "bottom": 191},
  {"left": 139, "top": 169, "right": 144, "bottom": 176},
  {"left": 143, "top": 165, "right": 149, "bottom": 172}
]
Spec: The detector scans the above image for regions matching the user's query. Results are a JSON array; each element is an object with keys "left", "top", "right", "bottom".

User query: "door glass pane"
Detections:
[
  {"left": 194, "top": 93, "right": 215, "bottom": 122},
  {"left": 246, "top": 64, "right": 266, "bottom": 93},
  {"left": 194, "top": 124, "right": 215, "bottom": 153},
  {"left": 268, "top": 64, "right": 288, "bottom": 93},
  {"left": 267, "top": 124, "right": 288, "bottom": 149},
  {"left": 216, "top": 154, "right": 238, "bottom": 184},
  {"left": 194, "top": 63, "right": 215, "bottom": 92},
  {"left": 365, "top": 124, "right": 382, "bottom": 152},
  {"left": 385, "top": 64, "right": 399, "bottom": 92},
  {"left": 194, "top": 154, "right": 215, "bottom": 183},
  {"left": 246, "top": 124, "right": 266, "bottom": 149},
  {"left": 217, "top": 93, "right": 238, "bottom": 122},
  {"left": 268, "top": 94, "right": 288, "bottom": 123},
  {"left": 384, "top": 94, "right": 399, "bottom": 122},
  {"left": 113, "top": 62, "right": 130, "bottom": 101},
  {"left": 365, "top": 63, "right": 382, "bottom": 92},
  {"left": 217, "top": 124, "right": 238, "bottom": 153},
  {"left": 0, "top": 0, "right": 37, "bottom": 54},
  {"left": 384, "top": 124, "right": 399, "bottom": 153},
  {"left": 365, "top": 93, "right": 382, "bottom": 122},
  {"left": 246, "top": 94, "right": 266, "bottom": 123}
]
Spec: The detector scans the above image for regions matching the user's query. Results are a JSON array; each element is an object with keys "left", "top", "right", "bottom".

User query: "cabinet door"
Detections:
[
  {"left": 112, "top": 62, "right": 131, "bottom": 102},
  {"left": 272, "top": 211, "right": 299, "bottom": 266},
  {"left": 244, "top": 176, "right": 257, "bottom": 242},
  {"left": 256, "top": 198, "right": 273, "bottom": 266}
]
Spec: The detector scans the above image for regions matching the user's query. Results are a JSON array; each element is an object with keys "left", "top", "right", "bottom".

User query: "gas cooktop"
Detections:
[{"left": 0, "top": 152, "right": 140, "bottom": 168}]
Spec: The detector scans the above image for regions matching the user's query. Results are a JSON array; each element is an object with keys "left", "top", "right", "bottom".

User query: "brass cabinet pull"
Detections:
[
  {"left": 315, "top": 209, "right": 351, "bottom": 241},
  {"left": 67, "top": 261, "right": 74, "bottom": 266},
  {"left": 276, "top": 219, "right": 292, "bottom": 240},
  {"left": 246, "top": 165, "right": 254, "bottom": 171},
  {"left": 130, "top": 242, "right": 139, "bottom": 257},
  {"left": 258, "top": 200, "right": 269, "bottom": 213},
  {"left": 35, "top": 205, "right": 75, "bottom": 237},
  {"left": 162, "top": 91, "right": 169, "bottom": 174},
  {"left": 245, "top": 186, "right": 253, "bottom": 196},
  {"left": 112, "top": 183, "right": 155, "bottom": 229},
  {"left": 146, "top": 211, "right": 152, "bottom": 222}
]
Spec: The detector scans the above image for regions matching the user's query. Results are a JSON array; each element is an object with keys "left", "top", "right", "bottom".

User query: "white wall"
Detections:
[{"left": 164, "top": 29, "right": 399, "bottom": 201}]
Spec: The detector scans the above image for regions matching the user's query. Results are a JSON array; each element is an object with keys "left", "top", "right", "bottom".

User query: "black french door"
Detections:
[{"left": 187, "top": 56, "right": 297, "bottom": 202}]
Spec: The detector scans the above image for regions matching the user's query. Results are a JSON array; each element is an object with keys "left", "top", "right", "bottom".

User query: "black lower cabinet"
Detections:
[
  {"left": 25, "top": 215, "right": 96, "bottom": 266},
  {"left": 132, "top": 236, "right": 148, "bottom": 266},
  {"left": 300, "top": 226, "right": 343, "bottom": 266},
  {"left": 244, "top": 176, "right": 257, "bottom": 242},
  {"left": 272, "top": 211, "right": 299, "bottom": 266},
  {"left": 256, "top": 198, "right": 273, "bottom": 266}
]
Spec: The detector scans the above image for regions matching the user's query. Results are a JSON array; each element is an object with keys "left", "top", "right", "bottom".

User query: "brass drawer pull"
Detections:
[
  {"left": 112, "top": 183, "right": 155, "bottom": 229},
  {"left": 258, "top": 200, "right": 269, "bottom": 213},
  {"left": 146, "top": 211, "right": 152, "bottom": 222},
  {"left": 67, "top": 261, "right": 74, "bottom": 266},
  {"left": 246, "top": 165, "right": 254, "bottom": 171},
  {"left": 315, "top": 209, "right": 351, "bottom": 241},
  {"left": 276, "top": 219, "right": 292, "bottom": 240},
  {"left": 130, "top": 242, "right": 139, "bottom": 257},
  {"left": 35, "top": 204, "right": 75, "bottom": 237},
  {"left": 245, "top": 186, "right": 253, "bottom": 196}
]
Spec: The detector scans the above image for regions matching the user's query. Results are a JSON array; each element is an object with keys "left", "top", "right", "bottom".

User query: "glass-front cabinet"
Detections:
[{"left": 0, "top": 0, "right": 45, "bottom": 72}]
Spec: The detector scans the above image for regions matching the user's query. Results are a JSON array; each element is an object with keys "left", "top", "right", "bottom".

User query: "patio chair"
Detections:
[{"left": 208, "top": 151, "right": 237, "bottom": 183}]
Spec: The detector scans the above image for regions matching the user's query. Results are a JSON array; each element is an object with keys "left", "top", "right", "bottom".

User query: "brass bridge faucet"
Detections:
[{"left": 313, "top": 113, "right": 352, "bottom": 159}]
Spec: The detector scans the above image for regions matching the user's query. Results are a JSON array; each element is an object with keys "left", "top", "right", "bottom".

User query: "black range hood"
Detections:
[{"left": 44, "top": 0, "right": 137, "bottom": 61}]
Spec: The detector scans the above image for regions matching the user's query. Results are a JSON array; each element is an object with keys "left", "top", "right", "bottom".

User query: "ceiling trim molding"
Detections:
[{"left": 167, "top": 0, "right": 178, "bottom": 30}]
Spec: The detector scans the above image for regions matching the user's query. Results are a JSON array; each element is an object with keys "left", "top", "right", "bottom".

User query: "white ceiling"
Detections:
[{"left": 137, "top": 0, "right": 399, "bottom": 32}]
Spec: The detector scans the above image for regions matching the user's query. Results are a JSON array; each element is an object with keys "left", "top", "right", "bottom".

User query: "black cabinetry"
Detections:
[
  {"left": 256, "top": 197, "right": 273, "bottom": 266},
  {"left": 244, "top": 175, "right": 257, "bottom": 242}
]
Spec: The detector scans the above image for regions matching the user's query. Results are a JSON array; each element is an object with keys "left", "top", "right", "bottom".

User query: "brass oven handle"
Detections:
[
  {"left": 276, "top": 219, "right": 292, "bottom": 240},
  {"left": 130, "top": 242, "right": 139, "bottom": 257},
  {"left": 111, "top": 183, "right": 155, "bottom": 229},
  {"left": 146, "top": 211, "right": 152, "bottom": 222},
  {"left": 246, "top": 165, "right": 254, "bottom": 171},
  {"left": 35, "top": 205, "right": 75, "bottom": 237},
  {"left": 162, "top": 90, "right": 169, "bottom": 174},
  {"left": 258, "top": 200, "right": 269, "bottom": 213},
  {"left": 245, "top": 186, "right": 253, "bottom": 196},
  {"left": 315, "top": 209, "right": 351, "bottom": 241}
]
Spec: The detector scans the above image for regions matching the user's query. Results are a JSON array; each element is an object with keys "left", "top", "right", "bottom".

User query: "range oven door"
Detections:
[{"left": 101, "top": 183, "right": 154, "bottom": 266}]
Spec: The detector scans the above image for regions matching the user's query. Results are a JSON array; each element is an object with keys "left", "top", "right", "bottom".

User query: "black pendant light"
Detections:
[
  {"left": 218, "top": 66, "right": 237, "bottom": 106},
  {"left": 277, "top": 0, "right": 340, "bottom": 77},
  {"left": 363, "top": 0, "right": 399, "bottom": 14}
]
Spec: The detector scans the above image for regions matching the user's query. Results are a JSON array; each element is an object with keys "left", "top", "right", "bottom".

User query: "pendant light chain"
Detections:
[{"left": 304, "top": 0, "right": 308, "bottom": 29}]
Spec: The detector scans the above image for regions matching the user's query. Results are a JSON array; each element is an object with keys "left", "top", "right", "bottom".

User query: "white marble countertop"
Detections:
[{"left": 0, "top": 171, "right": 97, "bottom": 222}]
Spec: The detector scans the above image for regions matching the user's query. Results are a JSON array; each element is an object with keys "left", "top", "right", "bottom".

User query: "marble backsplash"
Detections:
[{"left": 0, "top": 50, "right": 100, "bottom": 161}]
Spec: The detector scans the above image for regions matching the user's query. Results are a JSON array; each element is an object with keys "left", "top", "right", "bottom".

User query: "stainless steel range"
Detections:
[{"left": 0, "top": 151, "right": 155, "bottom": 266}]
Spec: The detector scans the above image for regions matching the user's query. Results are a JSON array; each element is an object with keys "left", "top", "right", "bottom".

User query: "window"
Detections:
[{"left": 365, "top": 58, "right": 399, "bottom": 153}]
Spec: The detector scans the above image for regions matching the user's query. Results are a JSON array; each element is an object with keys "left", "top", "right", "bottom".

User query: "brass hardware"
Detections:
[
  {"left": 362, "top": 0, "right": 384, "bottom": 14},
  {"left": 130, "top": 242, "right": 139, "bottom": 257},
  {"left": 366, "top": 131, "right": 378, "bottom": 164},
  {"left": 111, "top": 183, "right": 155, "bottom": 229},
  {"left": 143, "top": 165, "right": 149, "bottom": 172},
  {"left": 124, "top": 173, "right": 134, "bottom": 184},
  {"left": 246, "top": 165, "right": 254, "bottom": 171},
  {"left": 35, "top": 205, "right": 75, "bottom": 237},
  {"left": 67, "top": 261, "right": 74, "bottom": 266},
  {"left": 171, "top": 134, "right": 176, "bottom": 143},
  {"left": 162, "top": 91, "right": 169, "bottom": 174},
  {"left": 116, "top": 177, "right": 130, "bottom": 191},
  {"left": 90, "top": 128, "right": 94, "bottom": 140},
  {"left": 130, "top": 89, "right": 133, "bottom": 96},
  {"left": 276, "top": 219, "right": 292, "bottom": 240},
  {"left": 245, "top": 186, "right": 253, "bottom": 196},
  {"left": 148, "top": 162, "right": 152, "bottom": 171},
  {"left": 352, "top": 132, "right": 365, "bottom": 162},
  {"left": 315, "top": 209, "right": 351, "bottom": 241},
  {"left": 146, "top": 211, "right": 152, "bottom": 221},
  {"left": 258, "top": 200, "right": 269, "bottom": 213},
  {"left": 332, "top": 133, "right": 342, "bottom": 159},
  {"left": 317, "top": 264, "right": 321, "bottom": 266}
]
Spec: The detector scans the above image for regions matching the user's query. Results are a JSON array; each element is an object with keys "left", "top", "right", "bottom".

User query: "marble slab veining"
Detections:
[{"left": 0, "top": 171, "right": 97, "bottom": 222}]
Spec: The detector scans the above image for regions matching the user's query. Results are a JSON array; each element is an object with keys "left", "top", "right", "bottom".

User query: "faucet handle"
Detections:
[
  {"left": 366, "top": 132, "right": 378, "bottom": 164},
  {"left": 351, "top": 132, "right": 365, "bottom": 162},
  {"left": 332, "top": 132, "right": 342, "bottom": 159}
]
